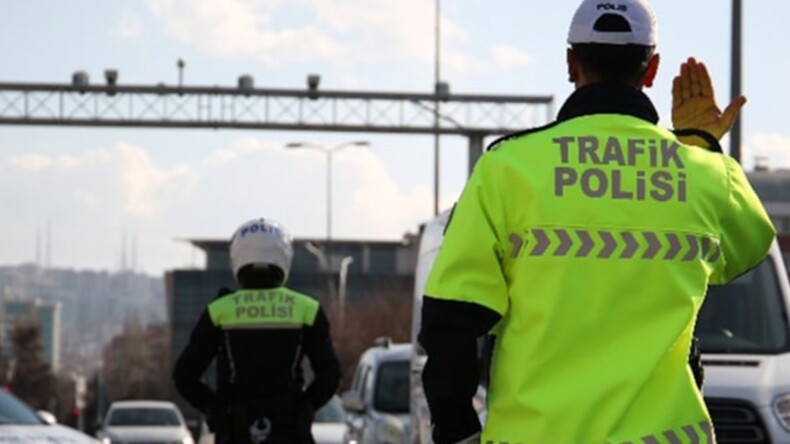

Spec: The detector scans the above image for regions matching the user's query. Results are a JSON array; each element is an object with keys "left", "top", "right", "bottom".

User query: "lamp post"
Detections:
[
  {"left": 305, "top": 241, "right": 336, "bottom": 304},
  {"left": 433, "top": 0, "right": 442, "bottom": 215},
  {"left": 338, "top": 256, "right": 355, "bottom": 325},
  {"left": 286, "top": 140, "right": 370, "bottom": 257},
  {"left": 177, "top": 58, "right": 185, "bottom": 88}
]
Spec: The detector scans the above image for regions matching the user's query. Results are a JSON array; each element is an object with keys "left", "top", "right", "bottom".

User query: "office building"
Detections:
[{"left": 2, "top": 299, "right": 62, "bottom": 372}]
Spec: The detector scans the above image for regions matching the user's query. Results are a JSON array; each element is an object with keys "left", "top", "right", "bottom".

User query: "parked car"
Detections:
[
  {"left": 97, "top": 400, "right": 194, "bottom": 444},
  {"left": 312, "top": 394, "right": 349, "bottom": 444},
  {"left": 195, "top": 395, "right": 348, "bottom": 444},
  {"left": 0, "top": 388, "right": 98, "bottom": 443},
  {"left": 342, "top": 338, "right": 410, "bottom": 444}
]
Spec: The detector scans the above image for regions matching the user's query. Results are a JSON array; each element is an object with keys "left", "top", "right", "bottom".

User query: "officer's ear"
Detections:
[
  {"left": 566, "top": 48, "right": 580, "bottom": 84},
  {"left": 642, "top": 53, "right": 660, "bottom": 88}
]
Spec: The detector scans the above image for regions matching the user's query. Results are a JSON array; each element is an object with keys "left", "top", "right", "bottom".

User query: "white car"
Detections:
[
  {"left": 312, "top": 395, "right": 349, "bottom": 444},
  {"left": 342, "top": 338, "right": 411, "bottom": 444},
  {"left": 0, "top": 389, "right": 98, "bottom": 443},
  {"left": 97, "top": 400, "right": 194, "bottom": 444}
]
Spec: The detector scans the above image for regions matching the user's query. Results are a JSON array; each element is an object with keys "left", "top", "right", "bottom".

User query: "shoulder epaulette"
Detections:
[{"left": 486, "top": 121, "right": 560, "bottom": 152}]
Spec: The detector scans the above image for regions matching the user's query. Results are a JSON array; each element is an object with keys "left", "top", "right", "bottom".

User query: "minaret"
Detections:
[
  {"left": 45, "top": 219, "right": 52, "bottom": 268},
  {"left": 121, "top": 232, "right": 128, "bottom": 272},
  {"left": 35, "top": 228, "right": 42, "bottom": 267},
  {"left": 131, "top": 233, "right": 138, "bottom": 273}
]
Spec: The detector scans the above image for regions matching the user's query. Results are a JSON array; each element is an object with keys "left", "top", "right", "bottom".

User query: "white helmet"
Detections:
[{"left": 229, "top": 218, "right": 294, "bottom": 284}]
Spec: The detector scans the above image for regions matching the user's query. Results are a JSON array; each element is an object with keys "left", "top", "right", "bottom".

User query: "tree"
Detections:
[
  {"left": 104, "top": 313, "right": 171, "bottom": 403},
  {"left": 9, "top": 319, "right": 57, "bottom": 410},
  {"left": 331, "top": 295, "right": 412, "bottom": 390},
  {"left": 0, "top": 336, "right": 10, "bottom": 387}
]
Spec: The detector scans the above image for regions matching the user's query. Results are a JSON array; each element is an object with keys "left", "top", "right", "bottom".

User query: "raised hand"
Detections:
[{"left": 672, "top": 57, "right": 746, "bottom": 141}]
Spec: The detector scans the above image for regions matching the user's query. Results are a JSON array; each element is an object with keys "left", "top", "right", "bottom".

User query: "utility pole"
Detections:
[
  {"left": 433, "top": 0, "right": 442, "bottom": 215},
  {"left": 730, "top": 0, "right": 742, "bottom": 163}
]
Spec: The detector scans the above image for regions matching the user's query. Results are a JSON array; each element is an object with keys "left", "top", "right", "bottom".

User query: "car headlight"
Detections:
[
  {"left": 774, "top": 392, "right": 790, "bottom": 431},
  {"left": 181, "top": 436, "right": 195, "bottom": 444},
  {"left": 374, "top": 415, "right": 405, "bottom": 444}
]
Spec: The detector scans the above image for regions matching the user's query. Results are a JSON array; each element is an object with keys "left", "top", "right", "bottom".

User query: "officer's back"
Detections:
[
  {"left": 417, "top": 1, "right": 775, "bottom": 443},
  {"left": 173, "top": 218, "right": 340, "bottom": 444}
]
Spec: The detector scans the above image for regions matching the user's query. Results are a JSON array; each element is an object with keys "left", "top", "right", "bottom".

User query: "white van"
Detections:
[
  {"left": 410, "top": 210, "right": 790, "bottom": 444},
  {"left": 697, "top": 242, "right": 790, "bottom": 443},
  {"left": 410, "top": 209, "right": 487, "bottom": 444},
  {"left": 409, "top": 210, "right": 450, "bottom": 444}
]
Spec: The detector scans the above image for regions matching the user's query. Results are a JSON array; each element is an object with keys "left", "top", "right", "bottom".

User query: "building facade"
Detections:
[{"left": 2, "top": 299, "right": 62, "bottom": 372}]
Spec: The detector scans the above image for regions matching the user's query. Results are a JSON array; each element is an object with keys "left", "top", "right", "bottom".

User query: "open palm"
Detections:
[{"left": 672, "top": 57, "right": 746, "bottom": 140}]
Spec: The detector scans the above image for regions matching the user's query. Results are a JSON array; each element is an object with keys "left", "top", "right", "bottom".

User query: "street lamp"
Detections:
[
  {"left": 177, "top": 58, "right": 185, "bottom": 88},
  {"left": 338, "top": 256, "right": 355, "bottom": 325},
  {"left": 305, "top": 241, "right": 336, "bottom": 304},
  {"left": 285, "top": 140, "right": 370, "bottom": 255},
  {"left": 433, "top": 0, "right": 442, "bottom": 216}
]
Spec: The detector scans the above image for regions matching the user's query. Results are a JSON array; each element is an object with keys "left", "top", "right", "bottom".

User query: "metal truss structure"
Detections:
[{"left": 0, "top": 81, "right": 554, "bottom": 170}]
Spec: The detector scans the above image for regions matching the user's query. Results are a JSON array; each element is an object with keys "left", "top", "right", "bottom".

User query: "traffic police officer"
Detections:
[
  {"left": 173, "top": 218, "right": 341, "bottom": 444},
  {"left": 418, "top": 1, "right": 775, "bottom": 443}
]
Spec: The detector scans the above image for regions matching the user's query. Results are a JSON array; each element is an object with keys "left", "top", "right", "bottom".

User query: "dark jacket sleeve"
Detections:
[
  {"left": 172, "top": 308, "right": 222, "bottom": 412},
  {"left": 303, "top": 306, "right": 341, "bottom": 409},
  {"left": 418, "top": 296, "right": 501, "bottom": 444}
]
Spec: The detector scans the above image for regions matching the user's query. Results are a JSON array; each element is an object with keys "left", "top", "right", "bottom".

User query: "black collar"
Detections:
[{"left": 556, "top": 83, "right": 660, "bottom": 124}]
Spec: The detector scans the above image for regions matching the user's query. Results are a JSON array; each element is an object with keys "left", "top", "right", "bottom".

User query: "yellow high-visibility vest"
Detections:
[
  {"left": 426, "top": 114, "right": 775, "bottom": 443},
  {"left": 208, "top": 287, "right": 319, "bottom": 330}
]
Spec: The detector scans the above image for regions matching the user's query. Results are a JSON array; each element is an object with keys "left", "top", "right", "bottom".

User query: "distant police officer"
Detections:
[
  {"left": 173, "top": 218, "right": 341, "bottom": 444},
  {"left": 418, "top": 1, "right": 775, "bottom": 443}
]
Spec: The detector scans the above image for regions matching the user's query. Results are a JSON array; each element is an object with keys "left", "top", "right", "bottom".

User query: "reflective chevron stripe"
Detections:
[
  {"left": 531, "top": 228, "right": 550, "bottom": 256},
  {"left": 509, "top": 233, "right": 525, "bottom": 258},
  {"left": 665, "top": 233, "right": 682, "bottom": 260},
  {"left": 599, "top": 231, "right": 617, "bottom": 258},
  {"left": 484, "top": 420, "right": 715, "bottom": 444},
  {"left": 577, "top": 229, "right": 595, "bottom": 257},
  {"left": 683, "top": 235, "right": 700, "bottom": 262},
  {"left": 621, "top": 232, "right": 639, "bottom": 258},
  {"left": 644, "top": 231, "right": 661, "bottom": 259},
  {"left": 509, "top": 228, "right": 721, "bottom": 263},
  {"left": 555, "top": 229, "right": 573, "bottom": 256}
]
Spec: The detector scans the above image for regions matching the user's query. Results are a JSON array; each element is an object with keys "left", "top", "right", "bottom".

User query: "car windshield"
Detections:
[
  {"left": 0, "top": 390, "right": 45, "bottom": 425},
  {"left": 313, "top": 397, "right": 345, "bottom": 423},
  {"left": 695, "top": 257, "right": 790, "bottom": 354},
  {"left": 108, "top": 407, "right": 181, "bottom": 426},
  {"left": 374, "top": 360, "right": 410, "bottom": 414}
]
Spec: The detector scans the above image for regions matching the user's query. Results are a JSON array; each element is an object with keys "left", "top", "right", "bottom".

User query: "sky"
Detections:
[{"left": 1, "top": 0, "right": 789, "bottom": 277}]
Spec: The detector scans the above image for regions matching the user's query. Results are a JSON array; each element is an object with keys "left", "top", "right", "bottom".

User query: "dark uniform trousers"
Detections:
[{"left": 211, "top": 394, "right": 315, "bottom": 444}]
